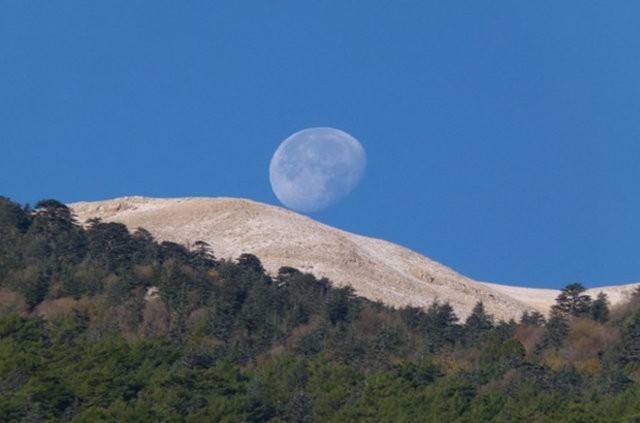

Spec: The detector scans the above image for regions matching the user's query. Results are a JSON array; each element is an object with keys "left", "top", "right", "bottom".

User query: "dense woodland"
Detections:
[{"left": 1, "top": 196, "right": 640, "bottom": 421}]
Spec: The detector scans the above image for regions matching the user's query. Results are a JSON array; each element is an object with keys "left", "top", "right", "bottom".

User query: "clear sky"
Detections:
[{"left": 2, "top": 2, "right": 640, "bottom": 289}]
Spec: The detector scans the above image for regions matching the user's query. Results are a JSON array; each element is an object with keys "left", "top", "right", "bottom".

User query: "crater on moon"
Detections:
[{"left": 269, "top": 127, "right": 366, "bottom": 213}]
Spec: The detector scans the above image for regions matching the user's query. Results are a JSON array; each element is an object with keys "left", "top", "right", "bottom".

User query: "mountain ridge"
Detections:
[{"left": 69, "top": 196, "right": 639, "bottom": 320}]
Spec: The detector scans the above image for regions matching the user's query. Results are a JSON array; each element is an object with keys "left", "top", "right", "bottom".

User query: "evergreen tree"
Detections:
[
  {"left": 190, "top": 240, "right": 217, "bottom": 269},
  {"left": 423, "top": 301, "right": 460, "bottom": 350},
  {"left": 621, "top": 311, "right": 640, "bottom": 368},
  {"left": 324, "top": 286, "right": 357, "bottom": 325},
  {"left": 237, "top": 253, "right": 265, "bottom": 274},
  {"left": 591, "top": 292, "right": 610, "bottom": 323},
  {"left": 22, "top": 266, "right": 50, "bottom": 310},
  {"left": 131, "top": 227, "right": 158, "bottom": 264},
  {"left": 464, "top": 302, "right": 494, "bottom": 345},
  {"left": 86, "top": 221, "right": 136, "bottom": 272},
  {"left": 552, "top": 283, "right": 592, "bottom": 317},
  {"left": 543, "top": 308, "right": 569, "bottom": 348},
  {"left": 159, "top": 263, "right": 192, "bottom": 343},
  {"left": 520, "top": 310, "right": 546, "bottom": 326},
  {"left": 24, "top": 199, "right": 86, "bottom": 268},
  {"left": 0, "top": 196, "right": 30, "bottom": 233},
  {"left": 0, "top": 197, "right": 29, "bottom": 280},
  {"left": 276, "top": 266, "right": 301, "bottom": 287},
  {"left": 159, "top": 241, "right": 190, "bottom": 263},
  {"left": 33, "top": 199, "right": 77, "bottom": 230}
]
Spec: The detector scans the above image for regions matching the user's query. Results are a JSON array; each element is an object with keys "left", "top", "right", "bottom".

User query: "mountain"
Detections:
[{"left": 69, "top": 197, "right": 639, "bottom": 321}]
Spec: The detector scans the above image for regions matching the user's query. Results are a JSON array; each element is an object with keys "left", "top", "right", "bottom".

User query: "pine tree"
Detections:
[
  {"left": 86, "top": 221, "right": 135, "bottom": 272},
  {"left": 621, "top": 311, "right": 640, "bottom": 367},
  {"left": 423, "top": 301, "right": 460, "bottom": 350},
  {"left": 237, "top": 253, "right": 265, "bottom": 274},
  {"left": 464, "top": 301, "right": 494, "bottom": 345},
  {"left": 543, "top": 308, "right": 569, "bottom": 348},
  {"left": 520, "top": 311, "right": 545, "bottom": 326},
  {"left": 190, "top": 240, "right": 217, "bottom": 269},
  {"left": 552, "top": 283, "right": 592, "bottom": 317},
  {"left": 591, "top": 292, "right": 610, "bottom": 323}
]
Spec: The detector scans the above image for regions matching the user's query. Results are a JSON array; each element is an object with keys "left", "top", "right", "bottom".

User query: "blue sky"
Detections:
[{"left": 2, "top": 2, "right": 640, "bottom": 289}]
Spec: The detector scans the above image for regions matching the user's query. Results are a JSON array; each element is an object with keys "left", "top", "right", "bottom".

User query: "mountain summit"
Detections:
[{"left": 70, "top": 197, "right": 638, "bottom": 320}]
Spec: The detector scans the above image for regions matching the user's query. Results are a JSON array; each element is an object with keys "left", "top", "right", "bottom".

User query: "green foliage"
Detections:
[
  {"left": 324, "top": 286, "right": 358, "bottom": 325},
  {"left": 423, "top": 300, "right": 461, "bottom": 351},
  {"left": 464, "top": 301, "right": 494, "bottom": 345},
  {"left": 86, "top": 220, "right": 137, "bottom": 272},
  {"left": 543, "top": 308, "right": 570, "bottom": 348},
  {"left": 553, "top": 283, "right": 593, "bottom": 317},
  {"left": 1, "top": 196, "right": 640, "bottom": 421},
  {"left": 591, "top": 292, "right": 610, "bottom": 323},
  {"left": 0, "top": 196, "right": 30, "bottom": 232},
  {"left": 190, "top": 240, "right": 217, "bottom": 269},
  {"left": 236, "top": 253, "right": 265, "bottom": 275},
  {"left": 520, "top": 310, "right": 545, "bottom": 326},
  {"left": 621, "top": 311, "right": 640, "bottom": 371}
]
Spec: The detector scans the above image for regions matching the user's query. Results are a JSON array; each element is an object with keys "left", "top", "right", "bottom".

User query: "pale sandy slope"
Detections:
[
  {"left": 479, "top": 281, "right": 640, "bottom": 313},
  {"left": 70, "top": 197, "right": 639, "bottom": 321}
]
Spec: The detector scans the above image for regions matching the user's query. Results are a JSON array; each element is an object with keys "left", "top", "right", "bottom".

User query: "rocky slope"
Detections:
[{"left": 70, "top": 197, "right": 639, "bottom": 321}]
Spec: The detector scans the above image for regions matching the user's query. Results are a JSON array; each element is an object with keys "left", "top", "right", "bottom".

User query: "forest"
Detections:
[{"left": 0, "top": 196, "right": 639, "bottom": 422}]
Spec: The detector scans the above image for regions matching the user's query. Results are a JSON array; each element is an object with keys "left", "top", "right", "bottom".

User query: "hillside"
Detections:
[
  {"left": 3, "top": 195, "right": 640, "bottom": 421},
  {"left": 70, "top": 196, "right": 639, "bottom": 320}
]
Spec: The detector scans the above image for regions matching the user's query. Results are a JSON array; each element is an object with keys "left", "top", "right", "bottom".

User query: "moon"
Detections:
[{"left": 270, "top": 127, "right": 366, "bottom": 213}]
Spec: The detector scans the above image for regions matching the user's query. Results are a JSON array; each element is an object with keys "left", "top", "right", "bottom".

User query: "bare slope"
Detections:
[{"left": 70, "top": 197, "right": 639, "bottom": 320}]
